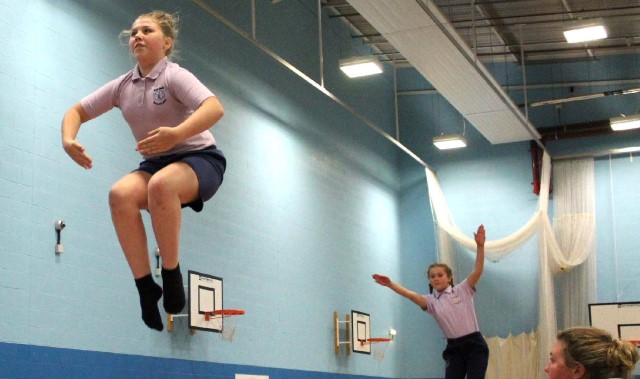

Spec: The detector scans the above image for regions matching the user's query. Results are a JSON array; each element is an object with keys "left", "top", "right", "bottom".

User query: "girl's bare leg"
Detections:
[
  {"left": 147, "top": 162, "right": 200, "bottom": 314},
  {"left": 109, "top": 171, "right": 152, "bottom": 277},
  {"left": 110, "top": 171, "right": 163, "bottom": 331}
]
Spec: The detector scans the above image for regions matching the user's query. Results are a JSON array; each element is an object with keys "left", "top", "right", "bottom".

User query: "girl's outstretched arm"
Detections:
[
  {"left": 61, "top": 103, "right": 93, "bottom": 169},
  {"left": 372, "top": 274, "right": 428, "bottom": 310},
  {"left": 467, "top": 224, "right": 485, "bottom": 289}
]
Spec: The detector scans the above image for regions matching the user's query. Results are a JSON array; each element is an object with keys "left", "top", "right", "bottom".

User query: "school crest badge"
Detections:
[{"left": 153, "top": 86, "right": 167, "bottom": 105}]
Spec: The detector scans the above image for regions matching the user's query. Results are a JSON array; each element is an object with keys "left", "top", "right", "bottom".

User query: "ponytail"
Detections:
[{"left": 557, "top": 327, "right": 639, "bottom": 379}]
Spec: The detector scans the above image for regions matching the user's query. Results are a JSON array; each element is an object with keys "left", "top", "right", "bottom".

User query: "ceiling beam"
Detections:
[{"left": 347, "top": 0, "right": 543, "bottom": 146}]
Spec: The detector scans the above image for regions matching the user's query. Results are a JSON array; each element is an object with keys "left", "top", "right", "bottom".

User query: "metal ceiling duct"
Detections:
[{"left": 346, "top": 0, "right": 541, "bottom": 145}]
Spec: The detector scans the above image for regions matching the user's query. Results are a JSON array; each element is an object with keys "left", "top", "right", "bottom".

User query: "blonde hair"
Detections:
[
  {"left": 120, "top": 10, "right": 179, "bottom": 58},
  {"left": 426, "top": 263, "right": 454, "bottom": 294},
  {"left": 558, "top": 327, "right": 639, "bottom": 379}
]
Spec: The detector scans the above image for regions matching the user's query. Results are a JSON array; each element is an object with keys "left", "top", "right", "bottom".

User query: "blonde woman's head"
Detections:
[{"left": 550, "top": 327, "right": 639, "bottom": 379}]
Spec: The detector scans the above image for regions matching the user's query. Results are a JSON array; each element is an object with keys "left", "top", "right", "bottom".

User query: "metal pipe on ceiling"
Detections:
[
  {"left": 539, "top": 119, "right": 613, "bottom": 142},
  {"left": 520, "top": 25, "right": 529, "bottom": 121},
  {"left": 397, "top": 79, "right": 640, "bottom": 97},
  {"left": 448, "top": 6, "right": 640, "bottom": 26},
  {"left": 318, "top": 0, "right": 325, "bottom": 88},
  {"left": 554, "top": 146, "right": 640, "bottom": 161}
]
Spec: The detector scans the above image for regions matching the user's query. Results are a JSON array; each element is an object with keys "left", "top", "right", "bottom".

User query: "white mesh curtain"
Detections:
[
  {"left": 425, "top": 152, "right": 596, "bottom": 379},
  {"left": 551, "top": 159, "right": 597, "bottom": 329}
]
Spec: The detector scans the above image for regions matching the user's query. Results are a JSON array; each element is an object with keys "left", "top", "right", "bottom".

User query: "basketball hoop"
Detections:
[
  {"left": 204, "top": 309, "right": 245, "bottom": 342},
  {"left": 362, "top": 337, "right": 391, "bottom": 362}
]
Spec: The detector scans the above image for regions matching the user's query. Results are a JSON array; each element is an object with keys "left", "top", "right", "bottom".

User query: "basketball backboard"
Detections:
[
  {"left": 188, "top": 270, "right": 223, "bottom": 332},
  {"left": 351, "top": 310, "right": 371, "bottom": 354}
]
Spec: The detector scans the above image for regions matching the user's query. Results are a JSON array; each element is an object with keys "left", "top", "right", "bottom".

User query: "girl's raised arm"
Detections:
[{"left": 466, "top": 224, "right": 485, "bottom": 289}]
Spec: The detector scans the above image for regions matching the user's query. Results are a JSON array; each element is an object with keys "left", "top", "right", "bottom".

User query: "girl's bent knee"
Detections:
[
  {"left": 109, "top": 187, "right": 126, "bottom": 210},
  {"left": 109, "top": 184, "right": 141, "bottom": 210},
  {"left": 147, "top": 176, "right": 167, "bottom": 194},
  {"left": 147, "top": 175, "right": 178, "bottom": 203}
]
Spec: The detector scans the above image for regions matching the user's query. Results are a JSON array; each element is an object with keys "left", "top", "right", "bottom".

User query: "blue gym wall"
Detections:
[
  {"left": 0, "top": 0, "right": 409, "bottom": 377},
  {"left": 1, "top": 1, "right": 639, "bottom": 379}
]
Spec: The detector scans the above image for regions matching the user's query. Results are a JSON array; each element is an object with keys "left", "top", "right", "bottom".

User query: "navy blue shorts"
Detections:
[
  {"left": 443, "top": 331, "right": 489, "bottom": 379},
  {"left": 135, "top": 145, "right": 226, "bottom": 212}
]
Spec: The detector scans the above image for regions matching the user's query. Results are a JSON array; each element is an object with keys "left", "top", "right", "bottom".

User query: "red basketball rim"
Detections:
[{"left": 213, "top": 309, "right": 245, "bottom": 316}]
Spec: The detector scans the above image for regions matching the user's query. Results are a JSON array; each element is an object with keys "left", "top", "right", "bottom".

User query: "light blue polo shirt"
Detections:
[
  {"left": 81, "top": 57, "right": 216, "bottom": 158},
  {"left": 422, "top": 279, "right": 480, "bottom": 339}
]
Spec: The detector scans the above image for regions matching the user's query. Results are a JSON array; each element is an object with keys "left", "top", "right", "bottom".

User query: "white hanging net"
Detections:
[
  {"left": 425, "top": 152, "right": 596, "bottom": 379},
  {"left": 208, "top": 310, "right": 244, "bottom": 342},
  {"left": 371, "top": 341, "right": 389, "bottom": 362}
]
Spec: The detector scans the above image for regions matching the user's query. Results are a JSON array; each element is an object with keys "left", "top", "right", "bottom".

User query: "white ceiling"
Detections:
[{"left": 346, "top": 0, "right": 540, "bottom": 144}]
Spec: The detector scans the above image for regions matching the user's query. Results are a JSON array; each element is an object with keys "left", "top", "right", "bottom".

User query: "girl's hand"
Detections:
[
  {"left": 474, "top": 224, "right": 485, "bottom": 246},
  {"left": 372, "top": 274, "right": 391, "bottom": 287},
  {"left": 136, "top": 127, "right": 180, "bottom": 156},
  {"left": 63, "top": 139, "right": 93, "bottom": 169}
]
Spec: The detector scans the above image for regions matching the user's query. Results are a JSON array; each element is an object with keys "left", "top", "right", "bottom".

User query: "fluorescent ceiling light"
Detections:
[
  {"left": 610, "top": 114, "right": 640, "bottom": 131},
  {"left": 563, "top": 24, "right": 607, "bottom": 43},
  {"left": 339, "top": 56, "right": 383, "bottom": 78},
  {"left": 433, "top": 134, "right": 467, "bottom": 150}
]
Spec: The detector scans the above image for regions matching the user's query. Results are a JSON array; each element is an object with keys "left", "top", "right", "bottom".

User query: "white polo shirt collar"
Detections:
[
  {"left": 434, "top": 285, "right": 454, "bottom": 299},
  {"left": 133, "top": 57, "right": 168, "bottom": 81}
]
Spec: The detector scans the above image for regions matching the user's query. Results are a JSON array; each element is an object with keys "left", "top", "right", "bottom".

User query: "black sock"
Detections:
[
  {"left": 134, "top": 275, "right": 163, "bottom": 331},
  {"left": 162, "top": 263, "right": 186, "bottom": 314}
]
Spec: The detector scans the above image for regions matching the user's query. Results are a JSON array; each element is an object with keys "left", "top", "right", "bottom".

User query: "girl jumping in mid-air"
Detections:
[
  {"left": 61, "top": 11, "right": 226, "bottom": 331},
  {"left": 373, "top": 224, "right": 488, "bottom": 379}
]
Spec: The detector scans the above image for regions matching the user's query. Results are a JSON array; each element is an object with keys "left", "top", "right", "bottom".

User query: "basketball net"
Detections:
[
  {"left": 361, "top": 338, "right": 390, "bottom": 362},
  {"left": 372, "top": 342, "right": 389, "bottom": 362},
  {"left": 207, "top": 310, "right": 244, "bottom": 342},
  {"left": 220, "top": 316, "right": 238, "bottom": 342}
]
